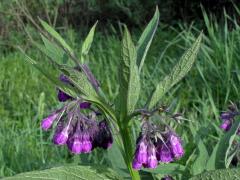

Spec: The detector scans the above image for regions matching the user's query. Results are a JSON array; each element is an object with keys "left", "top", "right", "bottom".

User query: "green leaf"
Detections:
[
  {"left": 189, "top": 168, "right": 240, "bottom": 180},
  {"left": 206, "top": 144, "right": 218, "bottom": 171},
  {"left": 40, "top": 34, "right": 68, "bottom": 63},
  {"left": 215, "top": 118, "right": 240, "bottom": 169},
  {"left": 4, "top": 165, "right": 123, "bottom": 180},
  {"left": 142, "top": 163, "right": 185, "bottom": 175},
  {"left": 39, "top": 19, "right": 73, "bottom": 54},
  {"left": 60, "top": 66, "right": 98, "bottom": 98},
  {"left": 81, "top": 21, "right": 98, "bottom": 62},
  {"left": 191, "top": 138, "right": 209, "bottom": 175},
  {"left": 118, "top": 26, "right": 140, "bottom": 116},
  {"left": 136, "top": 6, "right": 159, "bottom": 72},
  {"left": 148, "top": 32, "right": 203, "bottom": 109}
]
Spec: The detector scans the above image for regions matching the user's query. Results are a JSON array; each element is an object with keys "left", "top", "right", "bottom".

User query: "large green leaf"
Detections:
[
  {"left": 148, "top": 32, "right": 203, "bottom": 109},
  {"left": 39, "top": 19, "right": 73, "bottom": 54},
  {"left": 81, "top": 21, "right": 98, "bottom": 62},
  {"left": 136, "top": 6, "right": 159, "bottom": 72},
  {"left": 189, "top": 168, "right": 240, "bottom": 180},
  {"left": 118, "top": 26, "right": 140, "bottom": 117},
  {"left": 142, "top": 163, "right": 185, "bottom": 175},
  {"left": 4, "top": 165, "right": 123, "bottom": 180}
]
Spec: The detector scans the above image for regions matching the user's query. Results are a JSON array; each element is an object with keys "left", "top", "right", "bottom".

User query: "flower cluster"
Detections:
[
  {"left": 41, "top": 73, "right": 113, "bottom": 154},
  {"left": 220, "top": 103, "right": 240, "bottom": 135},
  {"left": 132, "top": 121, "right": 184, "bottom": 170}
]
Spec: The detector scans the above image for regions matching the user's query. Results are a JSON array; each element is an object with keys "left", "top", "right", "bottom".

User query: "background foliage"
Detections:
[{"left": 0, "top": 0, "right": 240, "bottom": 179}]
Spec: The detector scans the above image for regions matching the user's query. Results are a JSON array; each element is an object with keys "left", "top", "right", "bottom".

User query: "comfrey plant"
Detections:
[{"left": 18, "top": 7, "right": 204, "bottom": 180}]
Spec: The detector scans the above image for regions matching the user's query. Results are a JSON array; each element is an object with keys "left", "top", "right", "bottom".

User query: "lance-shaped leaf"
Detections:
[
  {"left": 81, "top": 21, "right": 98, "bottom": 62},
  {"left": 40, "top": 34, "right": 68, "bottom": 63},
  {"left": 118, "top": 26, "right": 140, "bottom": 117},
  {"left": 148, "top": 32, "right": 203, "bottom": 109},
  {"left": 137, "top": 6, "right": 159, "bottom": 72},
  {"left": 189, "top": 167, "right": 240, "bottom": 180},
  {"left": 4, "top": 165, "right": 123, "bottom": 180},
  {"left": 39, "top": 19, "right": 73, "bottom": 54}
]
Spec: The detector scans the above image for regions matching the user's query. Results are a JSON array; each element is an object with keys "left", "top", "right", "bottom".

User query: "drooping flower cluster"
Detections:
[
  {"left": 220, "top": 103, "right": 240, "bottom": 135},
  {"left": 132, "top": 121, "right": 184, "bottom": 170},
  {"left": 41, "top": 73, "right": 113, "bottom": 154},
  {"left": 42, "top": 102, "right": 113, "bottom": 154}
]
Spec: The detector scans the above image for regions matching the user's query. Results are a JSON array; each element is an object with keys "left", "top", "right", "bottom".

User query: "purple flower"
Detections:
[
  {"left": 53, "top": 127, "right": 69, "bottom": 145},
  {"left": 67, "top": 120, "right": 83, "bottom": 153},
  {"left": 94, "top": 120, "right": 113, "bottom": 149},
  {"left": 81, "top": 132, "right": 92, "bottom": 153},
  {"left": 132, "top": 158, "right": 142, "bottom": 170},
  {"left": 57, "top": 74, "right": 73, "bottom": 102},
  {"left": 80, "top": 102, "right": 91, "bottom": 109},
  {"left": 132, "top": 136, "right": 148, "bottom": 170},
  {"left": 220, "top": 119, "right": 232, "bottom": 131},
  {"left": 53, "top": 121, "right": 71, "bottom": 145},
  {"left": 134, "top": 138, "right": 148, "bottom": 164},
  {"left": 157, "top": 144, "right": 173, "bottom": 163},
  {"left": 59, "top": 74, "right": 71, "bottom": 83},
  {"left": 41, "top": 111, "right": 59, "bottom": 131},
  {"left": 58, "top": 90, "right": 72, "bottom": 102},
  {"left": 220, "top": 112, "right": 234, "bottom": 121},
  {"left": 146, "top": 143, "right": 158, "bottom": 169},
  {"left": 169, "top": 133, "right": 184, "bottom": 159},
  {"left": 67, "top": 132, "right": 83, "bottom": 154}
]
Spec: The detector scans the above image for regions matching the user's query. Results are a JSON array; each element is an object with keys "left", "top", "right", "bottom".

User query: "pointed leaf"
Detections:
[
  {"left": 81, "top": 21, "right": 98, "bottom": 62},
  {"left": 40, "top": 34, "right": 67, "bottom": 63},
  {"left": 137, "top": 6, "right": 159, "bottom": 71},
  {"left": 39, "top": 19, "right": 73, "bottom": 54},
  {"left": 148, "top": 32, "right": 203, "bottom": 109},
  {"left": 5, "top": 165, "right": 123, "bottom": 180},
  {"left": 118, "top": 26, "right": 140, "bottom": 117}
]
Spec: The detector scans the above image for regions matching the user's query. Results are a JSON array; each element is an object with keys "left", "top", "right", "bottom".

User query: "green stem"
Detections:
[{"left": 120, "top": 125, "right": 140, "bottom": 180}]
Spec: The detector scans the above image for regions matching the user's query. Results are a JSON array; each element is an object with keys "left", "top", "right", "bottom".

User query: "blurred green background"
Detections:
[{"left": 1, "top": 0, "right": 240, "bottom": 178}]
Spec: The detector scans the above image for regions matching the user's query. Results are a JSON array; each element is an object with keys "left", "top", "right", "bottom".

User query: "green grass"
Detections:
[{"left": 1, "top": 14, "right": 240, "bottom": 178}]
